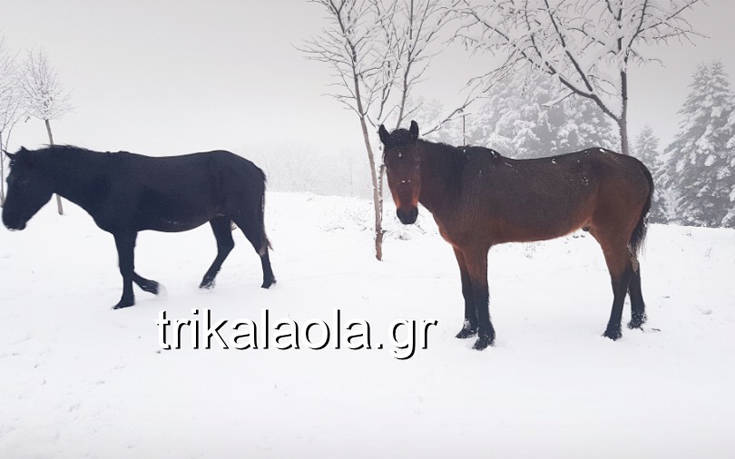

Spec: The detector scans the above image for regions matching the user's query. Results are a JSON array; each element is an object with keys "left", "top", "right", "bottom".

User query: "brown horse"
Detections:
[{"left": 379, "top": 121, "right": 653, "bottom": 350}]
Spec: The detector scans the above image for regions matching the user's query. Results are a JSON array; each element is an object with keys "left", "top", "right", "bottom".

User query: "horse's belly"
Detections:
[
  {"left": 493, "top": 211, "right": 588, "bottom": 243},
  {"left": 140, "top": 211, "right": 213, "bottom": 232},
  {"left": 146, "top": 219, "right": 208, "bottom": 232}
]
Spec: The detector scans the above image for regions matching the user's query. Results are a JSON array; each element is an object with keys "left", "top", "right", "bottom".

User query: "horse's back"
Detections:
[
  {"left": 115, "top": 150, "right": 264, "bottom": 191},
  {"left": 107, "top": 149, "right": 266, "bottom": 232},
  {"left": 457, "top": 147, "right": 651, "bottom": 244},
  {"left": 501, "top": 148, "right": 650, "bottom": 196}
]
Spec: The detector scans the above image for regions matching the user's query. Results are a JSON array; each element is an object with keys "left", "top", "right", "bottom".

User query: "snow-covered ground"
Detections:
[{"left": 1, "top": 192, "right": 734, "bottom": 458}]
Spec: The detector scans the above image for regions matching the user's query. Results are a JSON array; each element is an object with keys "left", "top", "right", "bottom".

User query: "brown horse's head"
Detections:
[{"left": 379, "top": 120, "right": 421, "bottom": 225}]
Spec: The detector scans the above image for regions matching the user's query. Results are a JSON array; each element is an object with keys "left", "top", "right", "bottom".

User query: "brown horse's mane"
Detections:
[{"left": 416, "top": 137, "right": 504, "bottom": 194}]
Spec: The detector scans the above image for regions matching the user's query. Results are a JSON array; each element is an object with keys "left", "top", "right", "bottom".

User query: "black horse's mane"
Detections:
[
  {"left": 33, "top": 144, "right": 121, "bottom": 157},
  {"left": 11, "top": 145, "right": 129, "bottom": 179}
]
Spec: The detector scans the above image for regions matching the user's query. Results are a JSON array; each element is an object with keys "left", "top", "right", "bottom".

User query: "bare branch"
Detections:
[{"left": 449, "top": 0, "right": 704, "bottom": 153}]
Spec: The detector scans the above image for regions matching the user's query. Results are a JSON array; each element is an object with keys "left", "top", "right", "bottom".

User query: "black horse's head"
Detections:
[
  {"left": 2, "top": 147, "right": 54, "bottom": 230},
  {"left": 379, "top": 120, "right": 422, "bottom": 225}
]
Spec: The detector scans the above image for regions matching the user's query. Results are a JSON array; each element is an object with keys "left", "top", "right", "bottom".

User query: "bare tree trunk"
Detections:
[
  {"left": 44, "top": 118, "right": 64, "bottom": 215},
  {"left": 360, "top": 115, "right": 384, "bottom": 261},
  {"left": 353, "top": 74, "right": 383, "bottom": 261},
  {"left": 362, "top": 120, "right": 383, "bottom": 260},
  {"left": 618, "top": 118, "right": 629, "bottom": 156},
  {"left": 0, "top": 130, "right": 4, "bottom": 206},
  {"left": 44, "top": 118, "right": 54, "bottom": 145},
  {"left": 462, "top": 112, "right": 466, "bottom": 145},
  {"left": 377, "top": 163, "right": 385, "bottom": 248},
  {"left": 619, "top": 70, "right": 630, "bottom": 156}
]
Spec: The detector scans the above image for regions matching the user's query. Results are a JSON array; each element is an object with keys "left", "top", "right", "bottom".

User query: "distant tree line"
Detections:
[
  {"left": 648, "top": 62, "right": 735, "bottom": 228},
  {"left": 302, "top": 0, "right": 711, "bottom": 261},
  {"left": 427, "top": 61, "right": 735, "bottom": 229}
]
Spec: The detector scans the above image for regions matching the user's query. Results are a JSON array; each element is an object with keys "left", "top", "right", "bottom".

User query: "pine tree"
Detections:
[
  {"left": 633, "top": 126, "right": 668, "bottom": 223},
  {"left": 465, "top": 74, "right": 618, "bottom": 158},
  {"left": 662, "top": 62, "right": 735, "bottom": 228},
  {"left": 725, "top": 110, "right": 735, "bottom": 227}
]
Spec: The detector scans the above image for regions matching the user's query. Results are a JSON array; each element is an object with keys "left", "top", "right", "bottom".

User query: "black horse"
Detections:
[{"left": 2, "top": 146, "right": 275, "bottom": 309}]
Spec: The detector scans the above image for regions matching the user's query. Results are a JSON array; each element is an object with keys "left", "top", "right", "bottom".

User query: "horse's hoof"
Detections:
[
  {"left": 627, "top": 313, "right": 647, "bottom": 329},
  {"left": 142, "top": 280, "right": 160, "bottom": 295},
  {"left": 472, "top": 335, "right": 494, "bottom": 350},
  {"left": 199, "top": 279, "right": 215, "bottom": 289},
  {"left": 455, "top": 327, "right": 477, "bottom": 339},
  {"left": 261, "top": 278, "right": 276, "bottom": 289},
  {"left": 113, "top": 299, "right": 135, "bottom": 309},
  {"left": 603, "top": 328, "right": 622, "bottom": 340}
]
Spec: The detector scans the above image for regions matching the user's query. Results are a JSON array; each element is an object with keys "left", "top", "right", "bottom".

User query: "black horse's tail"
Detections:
[
  {"left": 630, "top": 161, "right": 654, "bottom": 255},
  {"left": 255, "top": 166, "right": 272, "bottom": 253}
]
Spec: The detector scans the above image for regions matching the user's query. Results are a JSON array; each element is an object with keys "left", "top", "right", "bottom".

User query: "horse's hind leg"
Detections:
[
  {"left": 593, "top": 233, "right": 633, "bottom": 340},
  {"left": 462, "top": 246, "right": 494, "bottom": 350},
  {"left": 453, "top": 248, "right": 477, "bottom": 339},
  {"left": 232, "top": 215, "right": 275, "bottom": 289},
  {"left": 133, "top": 272, "right": 159, "bottom": 295},
  {"left": 200, "top": 217, "right": 235, "bottom": 289},
  {"left": 112, "top": 231, "right": 137, "bottom": 309},
  {"left": 258, "top": 251, "right": 276, "bottom": 289},
  {"left": 627, "top": 267, "right": 647, "bottom": 329}
]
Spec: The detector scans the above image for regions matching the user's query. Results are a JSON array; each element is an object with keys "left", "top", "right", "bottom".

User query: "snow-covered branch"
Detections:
[
  {"left": 20, "top": 49, "right": 70, "bottom": 122},
  {"left": 451, "top": 0, "right": 704, "bottom": 154}
]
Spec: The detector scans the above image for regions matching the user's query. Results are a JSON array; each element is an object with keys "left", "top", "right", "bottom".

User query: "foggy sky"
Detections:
[{"left": 3, "top": 0, "right": 735, "bottom": 159}]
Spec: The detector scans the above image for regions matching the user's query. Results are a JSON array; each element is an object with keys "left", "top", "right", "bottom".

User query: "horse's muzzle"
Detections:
[
  {"left": 396, "top": 207, "right": 418, "bottom": 225},
  {"left": 2, "top": 214, "right": 26, "bottom": 231}
]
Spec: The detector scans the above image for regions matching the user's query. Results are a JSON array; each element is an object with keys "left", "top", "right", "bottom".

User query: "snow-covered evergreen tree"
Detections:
[
  {"left": 633, "top": 126, "right": 668, "bottom": 223},
  {"left": 633, "top": 126, "right": 661, "bottom": 172},
  {"left": 724, "top": 109, "right": 735, "bottom": 226},
  {"left": 662, "top": 62, "right": 735, "bottom": 228},
  {"left": 464, "top": 74, "right": 618, "bottom": 158}
]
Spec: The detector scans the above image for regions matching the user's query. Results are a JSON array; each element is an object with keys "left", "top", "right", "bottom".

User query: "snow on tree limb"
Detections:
[
  {"left": 450, "top": 0, "right": 704, "bottom": 154},
  {"left": 20, "top": 49, "right": 71, "bottom": 122},
  {"left": 0, "top": 39, "right": 22, "bottom": 138}
]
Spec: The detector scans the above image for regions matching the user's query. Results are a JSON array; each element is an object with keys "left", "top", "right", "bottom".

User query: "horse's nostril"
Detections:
[{"left": 396, "top": 207, "right": 418, "bottom": 225}]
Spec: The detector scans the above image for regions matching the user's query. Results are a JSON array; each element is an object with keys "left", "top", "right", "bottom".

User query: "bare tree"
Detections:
[
  {"left": 301, "top": 0, "right": 389, "bottom": 259},
  {"left": 372, "top": 0, "right": 474, "bottom": 215},
  {"left": 451, "top": 0, "right": 703, "bottom": 155},
  {"left": 20, "top": 49, "right": 71, "bottom": 214},
  {"left": 0, "top": 39, "right": 22, "bottom": 206},
  {"left": 302, "top": 0, "right": 471, "bottom": 260}
]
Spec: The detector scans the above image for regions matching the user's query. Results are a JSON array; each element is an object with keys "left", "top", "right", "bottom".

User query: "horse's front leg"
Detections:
[
  {"left": 464, "top": 247, "right": 494, "bottom": 350},
  {"left": 453, "top": 248, "right": 477, "bottom": 339},
  {"left": 113, "top": 231, "right": 137, "bottom": 309}
]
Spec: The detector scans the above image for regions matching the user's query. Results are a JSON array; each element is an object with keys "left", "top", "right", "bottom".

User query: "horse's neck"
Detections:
[
  {"left": 48, "top": 152, "right": 109, "bottom": 212},
  {"left": 418, "top": 143, "right": 462, "bottom": 217}
]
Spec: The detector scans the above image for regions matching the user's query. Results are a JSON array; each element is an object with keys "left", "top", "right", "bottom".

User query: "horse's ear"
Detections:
[
  {"left": 409, "top": 120, "right": 419, "bottom": 140},
  {"left": 378, "top": 125, "right": 390, "bottom": 145},
  {"left": 3, "top": 149, "right": 14, "bottom": 160}
]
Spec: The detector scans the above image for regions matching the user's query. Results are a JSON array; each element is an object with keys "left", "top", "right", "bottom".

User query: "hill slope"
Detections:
[{"left": 1, "top": 192, "right": 734, "bottom": 458}]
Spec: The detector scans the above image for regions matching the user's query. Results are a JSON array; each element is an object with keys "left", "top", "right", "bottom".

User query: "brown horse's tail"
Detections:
[{"left": 630, "top": 162, "right": 654, "bottom": 255}]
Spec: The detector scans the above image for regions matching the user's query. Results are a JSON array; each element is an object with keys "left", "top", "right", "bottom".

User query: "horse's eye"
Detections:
[{"left": 397, "top": 152, "right": 403, "bottom": 159}]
